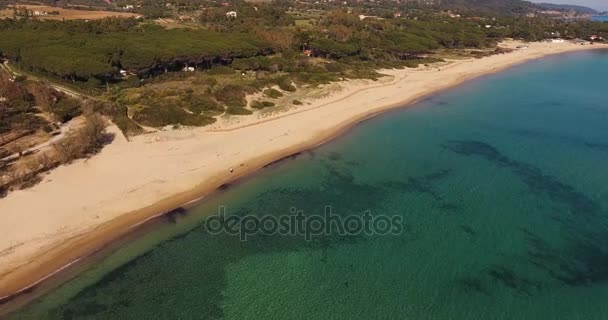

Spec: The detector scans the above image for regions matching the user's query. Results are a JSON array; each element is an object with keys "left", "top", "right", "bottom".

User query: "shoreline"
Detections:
[{"left": 1, "top": 41, "right": 607, "bottom": 313}]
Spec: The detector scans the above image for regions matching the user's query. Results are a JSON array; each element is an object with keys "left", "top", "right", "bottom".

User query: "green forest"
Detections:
[
  {"left": 0, "top": 0, "right": 606, "bottom": 133},
  {"left": 1, "top": 5, "right": 605, "bottom": 87}
]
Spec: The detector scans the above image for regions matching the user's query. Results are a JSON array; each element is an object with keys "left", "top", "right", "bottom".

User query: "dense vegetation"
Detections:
[
  {"left": 536, "top": 3, "right": 598, "bottom": 14},
  {"left": 0, "top": 72, "right": 79, "bottom": 141},
  {"left": 0, "top": 71, "right": 115, "bottom": 195},
  {"left": 0, "top": 0, "right": 606, "bottom": 131},
  {"left": 1, "top": 1, "right": 606, "bottom": 87},
  {"left": 0, "top": 18, "right": 270, "bottom": 83}
]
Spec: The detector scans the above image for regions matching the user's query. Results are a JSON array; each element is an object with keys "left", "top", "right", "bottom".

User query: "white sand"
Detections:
[{"left": 0, "top": 41, "right": 606, "bottom": 299}]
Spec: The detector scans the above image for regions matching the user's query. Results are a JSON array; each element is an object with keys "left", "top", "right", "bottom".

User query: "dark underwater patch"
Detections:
[
  {"left": 326, "top": 151, "right": 342, "bottom": 161},
  {"left": 165, "top": 207, "right": 187, "bottom": 223},
  {"left": 420, "top": 96, "right": 449, "bottom": 107},
  {"left": 457, "top": 277, "right": 491, "bottom": 296},
  {"left": 460, "top": 225, "right": 477, "bottom": 239},
  {"left": 44, "top": 158, "right": 402, "bottom": 319},
  {"left": 262, "top": 151, "right": 303, "bottom": 169},
  {"left": 438, "top": 202, "right": 462, "bottom": 213},
  {"left": 443, "top": 140, "right": 601, "bottom": 217},
  {"left": 445, "top": 140, "right": 608, "bottom": 295},
  {"left": 510, "top": 129, "right": 608, "bottom": 153},
  {"left": 485, "top": 266, "right": 539, "bottom": 296},
  {"left": 217, "top": 182, "right": 232, "bottom": 191},
  {"left": 382, "top": 169, "right": 452, "bottom": 202}
]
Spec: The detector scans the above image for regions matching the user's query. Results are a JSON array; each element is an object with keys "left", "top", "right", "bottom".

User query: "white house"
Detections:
[
  {"left": 226, "top": 11, "right": 237, "bottom": 18},
  {"left": 358, "top": 14, "right": 379, "bottom": 21}
]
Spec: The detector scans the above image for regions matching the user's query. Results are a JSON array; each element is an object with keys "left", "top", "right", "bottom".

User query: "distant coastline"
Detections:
[
  {"left": 592, "top": 15, "right": 608, "bottom": 22},
  {"left": 1, "top": 41, "right": 608, "bottom": 316}
]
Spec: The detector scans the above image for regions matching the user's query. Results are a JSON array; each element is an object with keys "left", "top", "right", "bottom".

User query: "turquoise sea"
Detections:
[
  {"left": 11, "top": 50, "right": 608, "bottom": 319},
  {"left": 592, "top": 16, "right": 608, "bottom": 22}
]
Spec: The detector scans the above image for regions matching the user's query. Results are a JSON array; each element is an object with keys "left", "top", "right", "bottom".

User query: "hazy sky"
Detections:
[{"left": 530, "top": 0, "right": 608, "bottom": 12}]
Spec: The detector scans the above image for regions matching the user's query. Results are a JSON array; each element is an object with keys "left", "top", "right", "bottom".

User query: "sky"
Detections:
[{"left": 530, "top": 0, "right": 608, "bottom": 12}]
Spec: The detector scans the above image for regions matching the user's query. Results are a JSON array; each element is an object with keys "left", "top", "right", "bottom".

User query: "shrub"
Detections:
[
  {"left": 292, "top": 99, "right": 303, "bottom": 105},
  {"left": 133, "top": 105, "right": 215, "bottom": 127},
  {"left": 51, "top": 97, "right": 82, "bottom": 122},
  {"left": 264, "top": 88, "right": 283, "bottom": 99},
  {"left": 325, "top": 62, "right": 346, "bottom": 73},
  {"left": 232, "top": 56, "right": 272, "bottom": 71},
  {"left": 226, "top": 106, "right": 253, "bottom": 115},
  {"left": 187, "top": 96, "right": 223, "bottom": 114},
  {"left": 52, "top": 114, "right": 114, "bottom": 162},
  {"left": 404, "top": 61, "right": 420, "bottom": 68},
  {"left": 250, "top": 101, "right": 264, "bottom": 109},
  {"left": 251, "top": 100, "right": 275, "bottom": 109},
  {"left": 83, "top": 99, "right": 142, "bottom": 136},
  {"left": 207, "top": 66, "right": 235, "bottom": 75},
  {"left": 42, "top": 124, "right": 55, "bottom": 133},
  {"left": 215, "top": 85, "right": 247, "bottom": 108},
  {"left": 294, "top": 72, "right": 340, "bottom": 86},
  {"left": 277, "top": 77, "right": 296, "bottom": 92}
]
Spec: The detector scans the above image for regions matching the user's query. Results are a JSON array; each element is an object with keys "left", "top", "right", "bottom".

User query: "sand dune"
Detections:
[{"left": 0, "top": 41, "right": 606, "bottom": 303}]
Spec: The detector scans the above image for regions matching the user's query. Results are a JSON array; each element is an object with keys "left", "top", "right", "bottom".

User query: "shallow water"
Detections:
[{"left": 13, "top": 50, "right": 608, "bottom": 319}]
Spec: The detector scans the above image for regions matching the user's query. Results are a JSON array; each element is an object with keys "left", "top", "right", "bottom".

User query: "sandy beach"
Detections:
[{"left": 0, "top": 40, "right": 606, "bottom": 305}]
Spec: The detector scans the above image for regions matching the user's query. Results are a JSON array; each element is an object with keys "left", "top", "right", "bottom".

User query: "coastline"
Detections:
[{"left": 0, "top": 41, "right": 606, "bottom": 310}]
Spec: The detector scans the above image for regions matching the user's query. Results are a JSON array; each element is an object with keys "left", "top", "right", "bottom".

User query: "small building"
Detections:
[
  {"left": 590, "top": 35, "right": 604, "bottom": 41},
  {"left": 182, "top": 66, "right": 195, "bottom": 72},
  {"left": 358, "top": 15, "right": 378, "bottom": 21},
  {"left": 393, "top": 12, "right": 402, "bottom": 18},
  {"left": 551, "top": 38, "right": 565, "bottom": 43},
  {"left": 226, "top": 11, "right": 237, "bottom": 18}
]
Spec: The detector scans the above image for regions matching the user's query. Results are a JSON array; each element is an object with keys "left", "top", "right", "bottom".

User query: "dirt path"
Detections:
[{"left": 1, "top": 61, "right": 91, "bottom": 99}]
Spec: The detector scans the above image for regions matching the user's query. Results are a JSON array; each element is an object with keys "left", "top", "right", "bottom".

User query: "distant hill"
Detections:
[
  {"left": 537, "top": 3, "right": 598, "bottom": 14},
  {"left": 441, "top": 0, "right": 599, "bottom": 15},
  {"left": 441, "top": 0, "right": 537, "bottom": 14}
]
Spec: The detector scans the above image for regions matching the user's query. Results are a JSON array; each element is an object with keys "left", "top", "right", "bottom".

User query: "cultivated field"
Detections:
[{"left": 0, "top": 4, "right": 142, "bottom": 20}]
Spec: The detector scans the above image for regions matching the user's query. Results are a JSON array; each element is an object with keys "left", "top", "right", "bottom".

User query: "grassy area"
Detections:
[
  {"left": 104, "top": 53, "right": 449, "bottom": 129},
  {"left": 294, "top": 19, "right": 314, "bottom": 27},
  {"left": 111, "top": 70, "right": 280, "bottom": 127}
]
